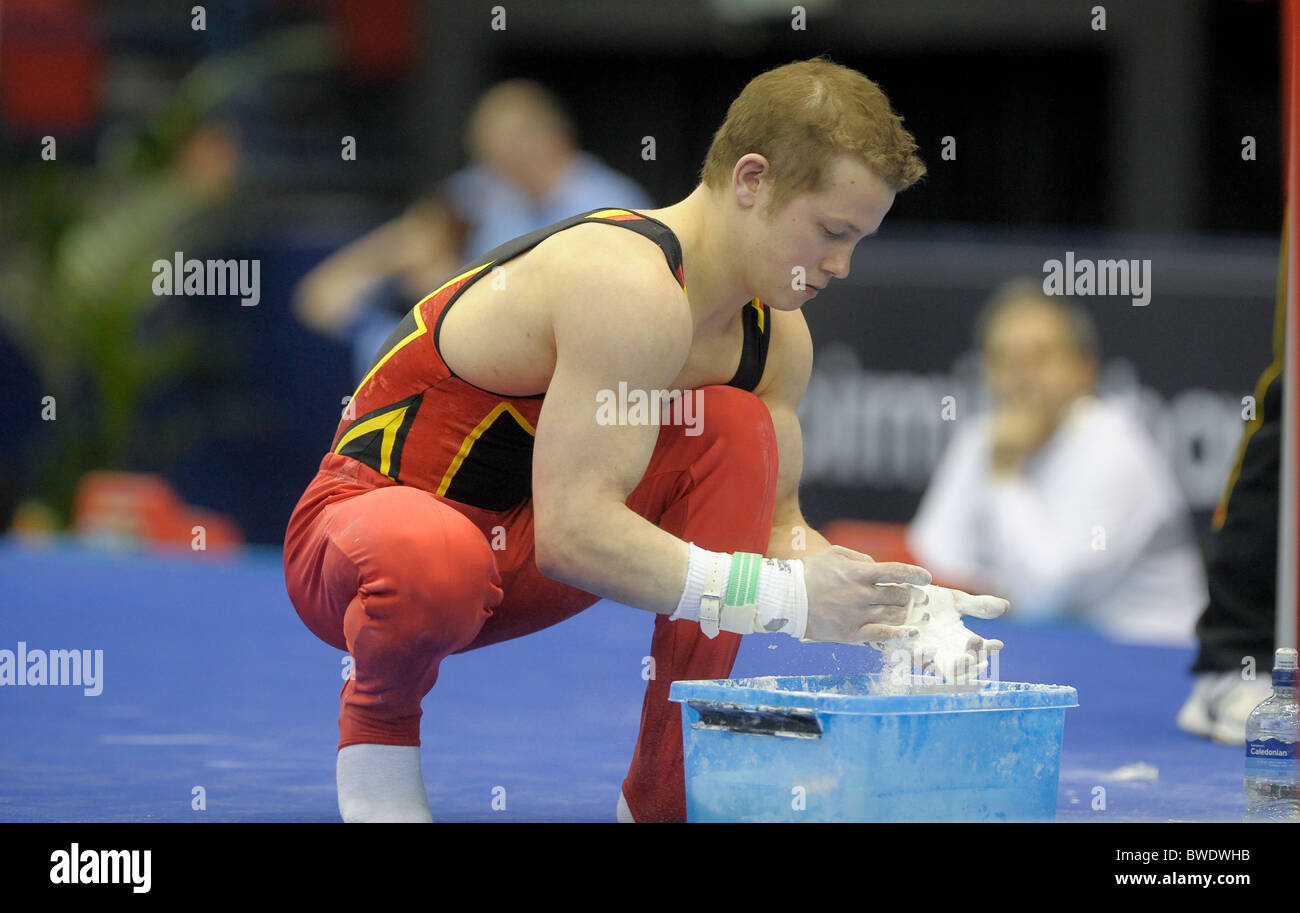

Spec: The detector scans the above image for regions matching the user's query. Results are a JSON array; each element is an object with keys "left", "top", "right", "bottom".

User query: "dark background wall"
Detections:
[{"left": 0, "top": 0, "right": 1285, "bottom": 545}]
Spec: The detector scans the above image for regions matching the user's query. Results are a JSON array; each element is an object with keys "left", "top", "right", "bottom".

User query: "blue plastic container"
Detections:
[{"left": 670, "top": 673, "right": 1078, "bottom": 822}]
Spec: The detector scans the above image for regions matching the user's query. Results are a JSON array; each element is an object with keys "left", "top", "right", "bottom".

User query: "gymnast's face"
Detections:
[{"left": 739, "top": 154, "right": 895, "bottom": 311}]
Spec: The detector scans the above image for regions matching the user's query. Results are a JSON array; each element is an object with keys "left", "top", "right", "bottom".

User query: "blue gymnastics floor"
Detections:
[{"left": 0, "top": 539, "right": 1250, "bottom": 822}]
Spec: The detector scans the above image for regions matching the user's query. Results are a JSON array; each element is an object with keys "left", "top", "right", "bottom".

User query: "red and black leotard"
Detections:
[{"left": 329, "top": 207, "right": 772, "bottom": 512}]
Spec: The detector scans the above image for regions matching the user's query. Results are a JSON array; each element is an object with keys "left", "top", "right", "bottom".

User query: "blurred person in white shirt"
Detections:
[{"left": 908, "top": 278, "right": 1207, "bottom": 646}]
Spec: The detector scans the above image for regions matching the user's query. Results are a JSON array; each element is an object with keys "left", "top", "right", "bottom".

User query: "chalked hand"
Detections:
[
  {"left": 874, "top": 585, "right": 1008, "bottom": 682},
  {"left": 801, "top": 546, "right": 932, "bottom": 646}
]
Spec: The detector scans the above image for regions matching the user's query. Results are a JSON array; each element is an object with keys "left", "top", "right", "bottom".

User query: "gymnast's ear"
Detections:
[{"left": 730, "top": 153, "right": 774, "bottom": 212}]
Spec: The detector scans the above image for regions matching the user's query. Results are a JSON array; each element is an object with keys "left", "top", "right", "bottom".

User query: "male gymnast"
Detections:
[{"left": 284, "top": 56, "right": 1009, "bottom": 823}]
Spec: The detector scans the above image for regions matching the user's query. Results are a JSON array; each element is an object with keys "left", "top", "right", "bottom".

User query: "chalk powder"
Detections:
[{"left": 875, "top": 585, "right": 993, "bottom": 690}]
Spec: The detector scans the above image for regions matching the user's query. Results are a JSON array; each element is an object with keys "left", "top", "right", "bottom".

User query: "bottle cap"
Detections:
[{"left": 1276, "top": 647, "right": 1298, "bottom": 671}]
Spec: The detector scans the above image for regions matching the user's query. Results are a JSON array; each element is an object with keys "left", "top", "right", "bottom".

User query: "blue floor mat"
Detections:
[{"left": 0, "top": 540, "right": 1249, "bottom": 822}]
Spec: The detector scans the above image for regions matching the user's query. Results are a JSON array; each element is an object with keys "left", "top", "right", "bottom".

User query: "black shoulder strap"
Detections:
[
  {"left": 727, "top": 300, "right": 771, "bottom": 393},
  {"left": 459, "top": 208, "right": 686, "bottom": 291}
]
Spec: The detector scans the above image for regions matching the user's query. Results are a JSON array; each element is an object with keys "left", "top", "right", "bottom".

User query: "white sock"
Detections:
[
  {"left": 616, "top": 790, "right": 636, "bottom": 823},
  {"left": 336, "top": 744, "right": 434, "bottom": 823}
]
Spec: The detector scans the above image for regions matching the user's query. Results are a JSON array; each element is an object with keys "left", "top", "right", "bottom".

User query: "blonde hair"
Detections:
[{"left": 700, "top": 56, "right": 926, "bottom": 214}]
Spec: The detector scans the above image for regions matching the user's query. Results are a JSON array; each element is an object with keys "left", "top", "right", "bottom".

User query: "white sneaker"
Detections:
[
  {"left": 1176, "top": 672, "right": 1233, "bottom": 737},
  {"left": 1176, "top": 671, "right": 1273, "bottom": 745},
  {"left": 1210, "top": 677, "right": 1274, "bottom": 746}
]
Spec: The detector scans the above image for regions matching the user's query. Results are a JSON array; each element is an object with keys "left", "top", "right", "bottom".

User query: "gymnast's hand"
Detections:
[
  {"left": 800, "top": 545, "right": 933, "bottom": 645},
  {"left": 872, "top": 584, "right": 1009, "bottom": 680},
  {"left": 904, "top": 585, "right": 1009, "bottom": 667},
  {"left": 936, "top": 584, "right": 1010, "bottom": 629}
]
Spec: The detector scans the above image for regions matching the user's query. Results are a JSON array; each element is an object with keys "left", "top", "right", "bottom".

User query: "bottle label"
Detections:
[{"left": 1245, "top": 737, "right": 1299, "bottom": 779}]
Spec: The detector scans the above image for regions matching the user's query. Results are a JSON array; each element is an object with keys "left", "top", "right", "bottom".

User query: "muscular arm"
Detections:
[
  {"left": 531, "top": 248, "right": 945, "bottom": 642},
  {"left": 756, "top": 309, "right": 833, "bottom": 560},
  {"left": 530, "top": 231, "right": 697, "bottom": 614}
]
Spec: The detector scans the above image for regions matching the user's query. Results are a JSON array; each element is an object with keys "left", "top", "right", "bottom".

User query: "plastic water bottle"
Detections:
[{"left": 1244, "top": 647, "right": 1299, "bottom": 821}]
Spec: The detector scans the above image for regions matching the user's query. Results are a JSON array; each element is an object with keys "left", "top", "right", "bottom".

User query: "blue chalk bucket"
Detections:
[{"left": 670, "top": 673, "right": 1079, "bottom": 822}]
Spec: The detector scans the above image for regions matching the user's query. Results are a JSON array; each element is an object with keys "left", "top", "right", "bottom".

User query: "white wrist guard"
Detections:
[{"left": 670, "top": 543, "right": 808, "bottom": 640}]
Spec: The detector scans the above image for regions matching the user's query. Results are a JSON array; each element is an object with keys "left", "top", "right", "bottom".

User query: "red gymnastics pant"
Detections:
[{"left": 282, "top": 384, "right": 779, "bottom": 822}]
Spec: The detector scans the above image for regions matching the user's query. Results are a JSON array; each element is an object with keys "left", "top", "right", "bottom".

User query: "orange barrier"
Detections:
[{"left": 72, "top": 472, "right": 242, "bottom": 553}]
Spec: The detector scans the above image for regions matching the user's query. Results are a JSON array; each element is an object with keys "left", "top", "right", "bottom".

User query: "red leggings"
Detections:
[{"left": 283, "top": 384, "right": 778, "bottom": 822}]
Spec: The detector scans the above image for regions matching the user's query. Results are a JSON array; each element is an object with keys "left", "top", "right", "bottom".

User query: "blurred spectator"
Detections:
[
  {"left": 293, "top": 78, "right": 653, "bottom": 382},
  {"left": 907, "top": 277, "right": 1208, "bottom": 645}
]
